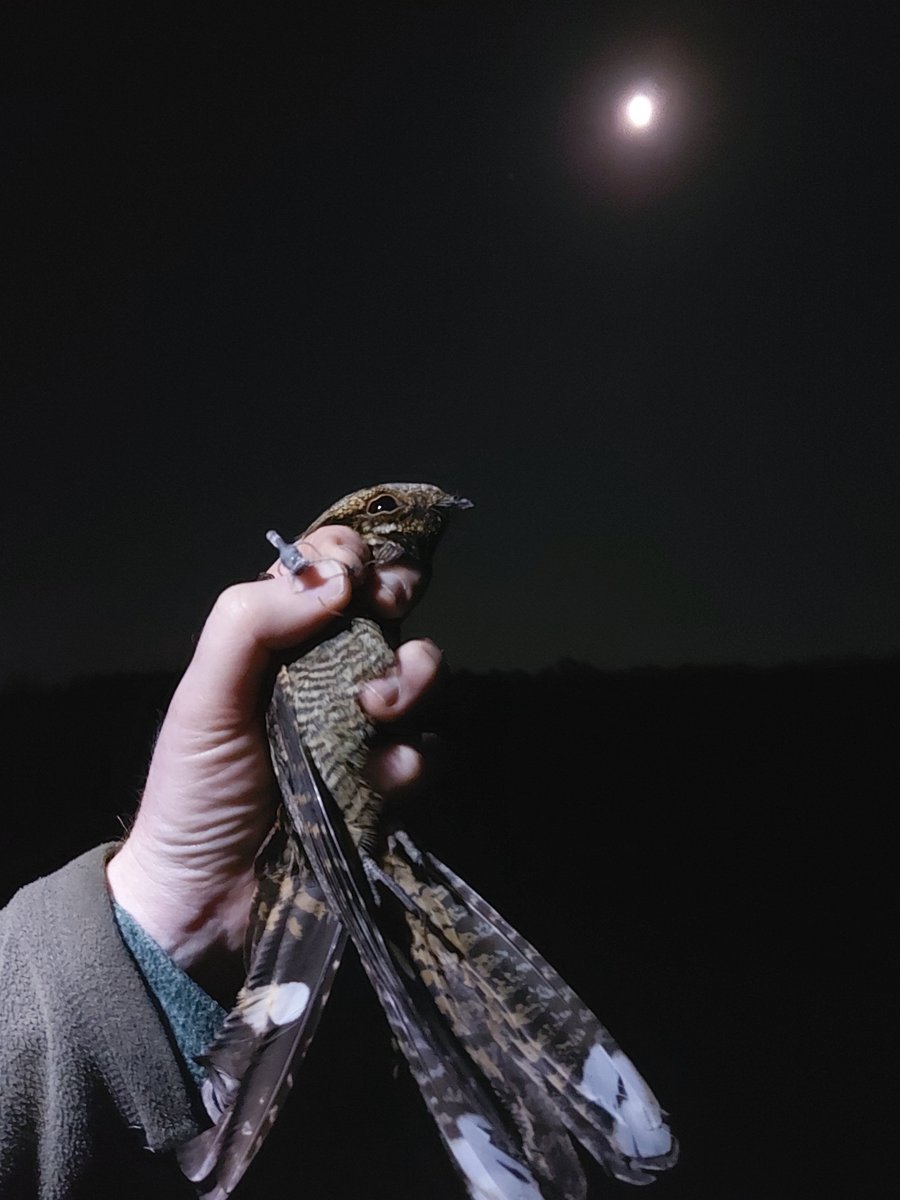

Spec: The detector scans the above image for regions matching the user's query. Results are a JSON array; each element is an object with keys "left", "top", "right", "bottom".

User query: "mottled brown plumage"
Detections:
[{"left": 178, "top": 483, "right": 677, "bottom": 1200}]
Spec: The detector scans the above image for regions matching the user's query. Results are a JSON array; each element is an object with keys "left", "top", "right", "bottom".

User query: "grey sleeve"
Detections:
[{"left": 0, "top": 845, "right": 203, "bottom": 1199}]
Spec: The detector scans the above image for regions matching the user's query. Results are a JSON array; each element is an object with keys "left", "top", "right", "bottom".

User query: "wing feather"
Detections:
[
  {"left": 269, "top": 684, "right": 549, "bottom": 1200},
  {"left": 177, "top": 835, "right": 346, "bottom": 1196},
  {"left": 383, "top": 830, "right": 678, "bottom": 1186}
]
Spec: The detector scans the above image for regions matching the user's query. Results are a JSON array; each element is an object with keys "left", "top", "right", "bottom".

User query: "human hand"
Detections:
[{"left": 106, "top": 525, "right": 441, "bottom": 998}]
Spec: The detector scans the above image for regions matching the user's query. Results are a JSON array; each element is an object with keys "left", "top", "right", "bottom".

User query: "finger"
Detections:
[
  {"left": 179, "top": 562, "right": 353, "bottom": 721},
  {"left": 268, "top": 524, "right": 426, "bottom": 620},
  {"left": 267, "top": 524, "right": 371, "bottom": 580},
  {"left": 358, "top": 638, "right": 442, "bottom": 722},
  {"left": 367, "top": 563, "right": 425, "bottom": 620},
  {"left": 366, "top": 741, "right": 425, "bottom": 795}
]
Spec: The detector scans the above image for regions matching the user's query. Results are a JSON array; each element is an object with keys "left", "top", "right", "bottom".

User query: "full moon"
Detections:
[{"left": 625, "top": 92, "right": 654, "bottom": 128}]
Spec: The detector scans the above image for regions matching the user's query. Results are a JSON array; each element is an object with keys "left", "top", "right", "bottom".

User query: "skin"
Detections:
[{"left": 106, "top": 524, "right": 441, "bottom": 1001}]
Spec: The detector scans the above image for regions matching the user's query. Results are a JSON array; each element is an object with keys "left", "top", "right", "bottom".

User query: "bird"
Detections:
[{"left": 177, "top": 482, "right": 677, "bottom": 1200}]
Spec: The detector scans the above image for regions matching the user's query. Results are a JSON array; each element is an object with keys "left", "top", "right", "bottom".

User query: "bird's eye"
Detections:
[{"left": 367, "top": 494, "right": 400, "bottom": 514}]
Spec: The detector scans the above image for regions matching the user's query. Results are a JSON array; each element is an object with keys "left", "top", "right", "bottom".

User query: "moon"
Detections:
[{"left": 625, "top": 92, "right": 654, "bottom": 129}]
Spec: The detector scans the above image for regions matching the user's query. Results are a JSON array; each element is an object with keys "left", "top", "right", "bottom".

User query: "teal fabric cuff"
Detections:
[{"left": 113, "top": 902, "right": 227, "bottom": 1085}]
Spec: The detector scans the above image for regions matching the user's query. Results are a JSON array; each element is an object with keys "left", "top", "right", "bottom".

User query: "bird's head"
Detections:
[{"left": 301, "top": 482, "right": 472, "bottom": 568}]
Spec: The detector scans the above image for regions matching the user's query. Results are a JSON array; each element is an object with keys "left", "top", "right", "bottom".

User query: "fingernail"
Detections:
[
  {"left": 317, "top": 559, "right": 346, "bottom": 580},
  {"left": 379, "top": 570, "right": 412, "bottom": 608},
  {"left": 363, "top": 673, "right": 400, "bottom": 707},
  {"left": 419, "top": 638, "right": 443, "bottom": 664},
  {"left": 319, "top": 569, "right": 348, "bottom": 600}
]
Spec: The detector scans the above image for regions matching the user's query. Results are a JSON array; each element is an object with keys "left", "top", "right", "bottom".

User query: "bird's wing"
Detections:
[
  {"left": 383, "top": 830, "right": 678, "bottom": 1187},
  {"left": 269, "top": 681, "right": 551, "bottom": 1200},
  {"left": 177, "top": 807, "right": 347, "bottom": 1197}
]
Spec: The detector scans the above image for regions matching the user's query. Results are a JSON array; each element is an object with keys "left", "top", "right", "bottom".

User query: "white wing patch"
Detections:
[
  {"left": 578, "top": 1043, "right": 673, "bottom": 1159},
  {"left": 448, "top": 1114, "right": 544, "bottom": 1200},
  {"left": 577, "top": 1041, "right": 619, "bottom": 1107},
  {"left": 241, "top": 981, "right": 311, "bottom": 1034}
]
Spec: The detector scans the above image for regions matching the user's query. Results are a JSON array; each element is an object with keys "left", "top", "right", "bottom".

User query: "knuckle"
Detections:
[
  {"left": 211, "top": 582, "right": 258, "bottom": 633},
  {"left": 309, "top": 524, "right": 367, "bottom": 556}
]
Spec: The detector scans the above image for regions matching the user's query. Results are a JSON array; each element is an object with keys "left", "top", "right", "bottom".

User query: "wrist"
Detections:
[{"left": 106, "top": 835, "right": 256, "bottom": 996}]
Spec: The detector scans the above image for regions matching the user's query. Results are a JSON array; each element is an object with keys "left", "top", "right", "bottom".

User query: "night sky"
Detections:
[{"left": 1, "top": 0, "right": 897, "bottom": 682}]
